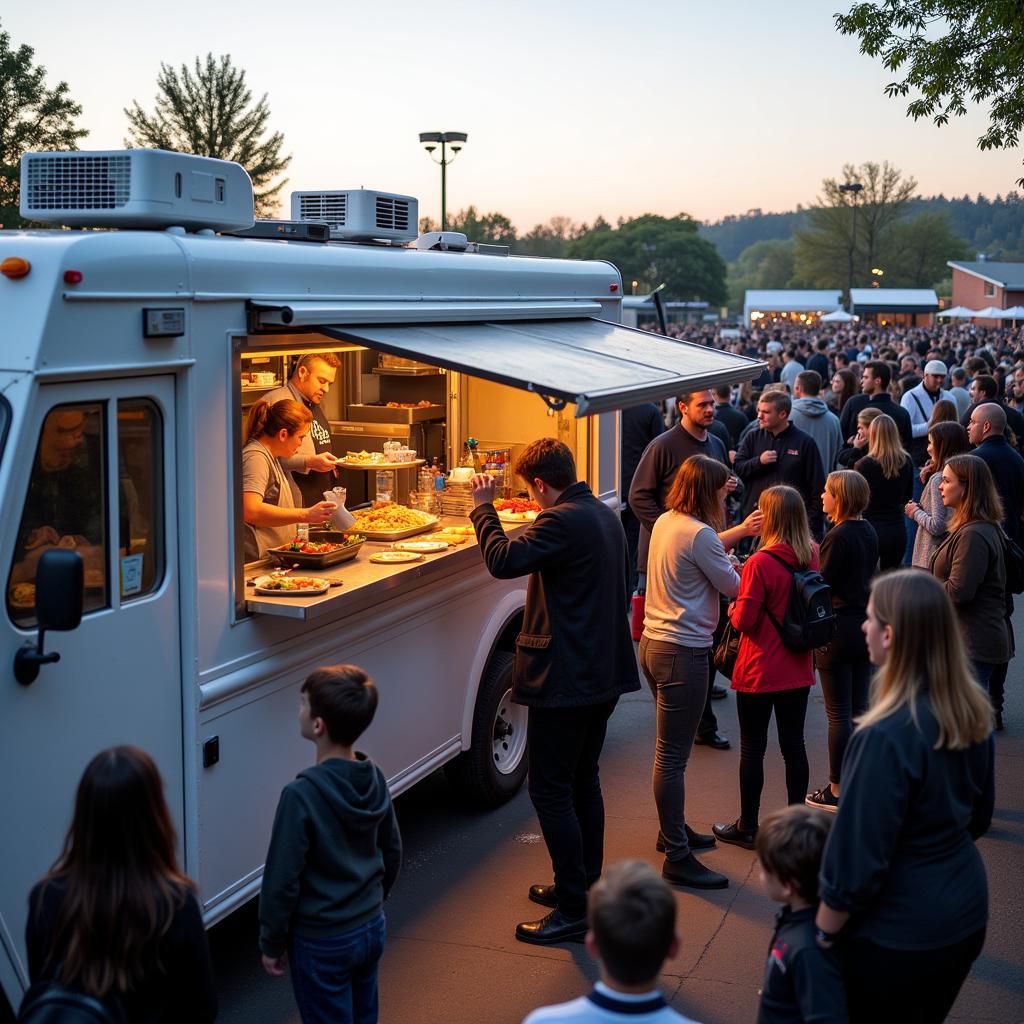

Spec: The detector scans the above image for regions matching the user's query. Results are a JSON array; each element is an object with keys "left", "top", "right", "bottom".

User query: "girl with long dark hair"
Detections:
[{"left": 24, "top": 746, "right": 217, "bottom": 1022}]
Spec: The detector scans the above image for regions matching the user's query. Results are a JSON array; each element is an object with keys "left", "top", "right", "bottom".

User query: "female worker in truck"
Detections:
[{"left": 242, "top": 399, "right": 337, "bottom": 561}]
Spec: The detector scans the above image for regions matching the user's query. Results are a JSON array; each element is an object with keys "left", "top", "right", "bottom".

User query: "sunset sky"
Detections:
[{"left": 7, "top": 1, "right": 1022, "bottom": 230}]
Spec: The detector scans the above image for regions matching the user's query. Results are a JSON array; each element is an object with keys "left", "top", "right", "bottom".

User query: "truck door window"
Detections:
[
  {"left": 6, "top": 403, "right": 108, "bottom": 626},
  {"left": 117, "top": 400, "right": 165, "bottom": 600}
]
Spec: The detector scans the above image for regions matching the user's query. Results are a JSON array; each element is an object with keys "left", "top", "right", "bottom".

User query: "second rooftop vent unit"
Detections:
[{"left": 290, "top": 189, "right": 418, "bottom": 245}]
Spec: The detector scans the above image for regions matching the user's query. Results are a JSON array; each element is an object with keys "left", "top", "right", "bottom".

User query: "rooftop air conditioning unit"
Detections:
[
  {"left": 20, "top": 149, "right": 255, "bottom": 231},
  {"left": 290, "top": 189, "right": 418, "bottom": 245}
]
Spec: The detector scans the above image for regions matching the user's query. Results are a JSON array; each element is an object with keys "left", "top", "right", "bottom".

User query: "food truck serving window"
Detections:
[{"left": 6, "top": 400, "right": 166, "bottom": 626}]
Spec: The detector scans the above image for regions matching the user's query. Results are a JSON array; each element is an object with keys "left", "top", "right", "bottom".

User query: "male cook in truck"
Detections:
[
  {"left": 264, "top": 352, "right": 343, "bottom": 505},
  {"left": 470, "top": 439, "right": 639, "bottom": 947}
]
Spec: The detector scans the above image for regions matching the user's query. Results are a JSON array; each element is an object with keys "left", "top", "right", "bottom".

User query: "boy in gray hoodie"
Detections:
[
  {"left": 789, "top": 370, "right": 842, "bottom": 473},
  {"left": 260, "top": 665, "right": 402, "bottom": 1024}
]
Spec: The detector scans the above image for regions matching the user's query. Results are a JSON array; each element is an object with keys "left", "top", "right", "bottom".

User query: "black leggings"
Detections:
[
  {"left": 816, "top": 616, "right": 871, "bottom": 786},
  {"left": 735, "top": 687, "right": 810, "bottom": 830},
  {"left": 869, "top": 517, "right": 905, "bottom": 571},
  {"left": 843, "top": 927, "right": 985, "bottom": 1023}
]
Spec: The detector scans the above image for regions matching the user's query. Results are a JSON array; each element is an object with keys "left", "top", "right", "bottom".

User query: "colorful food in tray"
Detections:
[
  {"left": 255, "top": 576, "right": 326, "bottom": 592},
  {"left": 9, "top": 582, "right": 36, "bottom": 609},
  {"left": 347, "top": 503, "right": 435, "bottom": 534},
  {"left": 344, "top": 450, "right": 387, "bottom": 465},
  {"left": 385, "top": 401, "right": 435, "bottom": 408},
  {"left": 285, "top": 536, "right": 362, "bottom": 554},
  {"left": 429, "top": 532, "right": 470, "bottom": 545}
]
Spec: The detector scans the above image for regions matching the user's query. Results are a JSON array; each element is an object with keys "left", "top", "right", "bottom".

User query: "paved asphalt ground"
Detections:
[{"left": 210, "top": 613, "right": 1024, "bottom": 1024}]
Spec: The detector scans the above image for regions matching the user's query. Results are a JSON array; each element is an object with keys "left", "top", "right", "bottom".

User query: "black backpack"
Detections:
[
  {"left": 763, "top": 550, "right": 836, "bottom": 651},
  {"left": 1001, "top": 530, "right": 1024, "bottom": 595},
  {"left": 18, "top": 981, "right": 121, "bottom": 1024}
]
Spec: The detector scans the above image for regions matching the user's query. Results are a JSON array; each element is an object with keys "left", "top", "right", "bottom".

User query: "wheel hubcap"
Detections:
[{"left": 492, "top": 687, "right": 528, "bottom": 775}]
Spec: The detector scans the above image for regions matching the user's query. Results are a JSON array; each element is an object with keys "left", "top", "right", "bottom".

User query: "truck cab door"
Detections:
[{"left": 0, "top": 376, "right": 182, "bottom": 1003}]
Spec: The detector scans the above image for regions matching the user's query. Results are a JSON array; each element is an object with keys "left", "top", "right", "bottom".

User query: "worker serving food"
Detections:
[{"left": 242, "top": 400, "right": 337, "bottom": 561}]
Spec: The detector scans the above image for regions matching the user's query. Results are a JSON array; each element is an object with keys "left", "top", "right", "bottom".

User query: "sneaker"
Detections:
[{"left": 805, "top": 785, "right": 839, "bottom": 813}]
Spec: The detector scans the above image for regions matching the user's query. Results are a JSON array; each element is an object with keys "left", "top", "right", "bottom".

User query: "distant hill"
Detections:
[{"left": 700, "top": 193, "right": 1024, "bottom": 263}]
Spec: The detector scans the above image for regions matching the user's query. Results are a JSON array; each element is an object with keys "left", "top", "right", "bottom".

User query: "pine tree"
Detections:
[
  {"left": 0, "top": 19, "right": 87, "bottom": 227},
  {"left": 125, "top": 54, "right": 291, "bottom": 216}
]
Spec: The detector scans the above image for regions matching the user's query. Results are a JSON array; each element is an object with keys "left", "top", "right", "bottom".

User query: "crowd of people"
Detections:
[{"left": 16, "top": 320, "right": 1016, "bottom": 1024}]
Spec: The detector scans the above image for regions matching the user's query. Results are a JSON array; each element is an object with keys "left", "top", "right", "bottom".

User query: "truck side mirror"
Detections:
[{"left": 14, "top": 550, "right": 84, "bottom": 686}]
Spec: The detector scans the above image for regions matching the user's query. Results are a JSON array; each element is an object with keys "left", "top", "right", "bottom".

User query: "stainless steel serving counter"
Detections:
[{"left": 244, "top": 515, "right": 525, "bottom": 621}]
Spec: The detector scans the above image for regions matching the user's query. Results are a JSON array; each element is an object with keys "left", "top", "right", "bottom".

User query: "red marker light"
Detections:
[
  {"left": 63, "top": 269, "right": 83, "bottom": 284},
  {"left": 609, "top": 282, "right": 619, "bottom": 293},
  {"left": 1, "top": 257, "right": 31, "bottom": 279}
]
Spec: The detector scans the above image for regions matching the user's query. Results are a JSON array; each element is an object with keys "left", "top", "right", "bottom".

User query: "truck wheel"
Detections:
[{"left": 446, "top": 651, "right": 528, "bottom": 806}]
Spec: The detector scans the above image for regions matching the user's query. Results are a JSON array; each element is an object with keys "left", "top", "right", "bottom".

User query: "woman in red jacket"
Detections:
[{"left": 713, "top": 485, "right": 818, "bottom": 850}]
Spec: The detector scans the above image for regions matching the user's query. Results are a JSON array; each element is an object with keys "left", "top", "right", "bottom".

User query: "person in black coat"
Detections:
[
  {"left": 620, "top": 402, "right": 665, "bottom": 599},
  {"left": 839, "top": 360, "right": 913, "bottom": 452},
  {"left": 960, "top": 374, "right": 1024, "bottom": 443},
  {"left": 853, "top": 415, "right": 914, "bottom": 571},
  {"left": 713, "top": 385, "right": 749, "bottom": 448},
  {"left": 816, "top": 571, "right": 993, "bottom": 1024},
  {"left": 23, "top": 747, "right": 217, "bottom": 1024},
  {"left": 470, "top": 439, "right": 640, "bottom": 946},
  {"left": 967, "top": 401, "right": 1024, "bottom": 728},
  {"left": 734, "top": 391, "right": 826, "bottom": 537}
]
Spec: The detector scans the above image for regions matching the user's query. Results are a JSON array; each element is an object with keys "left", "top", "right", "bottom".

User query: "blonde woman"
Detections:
[
  {"left": 806, "top": 471, "right": 878, "bottom": 812},
  {"left": 713, "top": 486, "right": 818, "bottom": 849},
  {"left": 816, "top": 571, "right": 992, "bottom": 1023},
  {"left": 641, "top": 455, "right": 760, "bottom": 888},
  {"left": 853, "top": 414, "right": 913, "bottom": 569},
  {"left": 929, "top": 453, "right": 1010, "bottom": 691},
  {"left": 836, "top": 406, "right": 882, "bottom": 468},
  {"left": 904, "top": 421, "right": 968, "bottom": 568}
]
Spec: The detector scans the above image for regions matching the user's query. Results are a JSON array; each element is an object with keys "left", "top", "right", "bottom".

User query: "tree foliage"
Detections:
[
  {"left": 883, "top": 211, "right": 970, "bottom": 287},
  {"left": 568, "top": 214, "right": 727, "bottom": 305},
  {"left": 794, "top": 161, "right": 917, "bottom": 288},
  {"left": 0, "top": 19, "right": 87, "bottom": 227},
  {"left": 419, "top": 206, "right": 519, "bottom": 247},
  {"left": 514, "top": 216, "right": 588, "bottom": 258},
  {"left": 726, "top": 239, "right": 797, "bottom": 310},
  {"left": 836, "top": 1, "right": 1024, "bottom": 185},
  {"left": 125, "top": 54, "right": 290, "bottom": 216}
]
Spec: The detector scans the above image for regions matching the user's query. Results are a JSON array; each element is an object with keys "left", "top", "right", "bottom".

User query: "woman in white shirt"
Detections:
[
  {"left": 242, "top": 399, "right": 336, "bottom": 561},
  {"left": 641, "top": 455, "right": 761, "bottom": 891}
]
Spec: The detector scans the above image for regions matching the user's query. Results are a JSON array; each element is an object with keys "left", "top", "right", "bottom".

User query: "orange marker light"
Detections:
[{"left": 1, "top": 257, "right": 31, "bottom": 279}]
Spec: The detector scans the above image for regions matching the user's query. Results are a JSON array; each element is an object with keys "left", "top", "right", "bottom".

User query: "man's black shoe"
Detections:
[
  {"left": 515, "top": 909, "right": 588, "bottom": 945},
  {"left": 656, "top": 825, "right": 716, "bottom": 853},
  {"left": 694, "top": 731, "right": 731, "bottom": 750},
  {"left": 712, "top": 820, "right": 757, "bottom": 850},
  {"left": 528, "top": 883, "right": 557, "bottom": 908},
  {"left": 662, "top": 853, "right": 729, "bottom": 890},
  {"left": 710, "top": 684, "right": 728, "bottom": 700}
]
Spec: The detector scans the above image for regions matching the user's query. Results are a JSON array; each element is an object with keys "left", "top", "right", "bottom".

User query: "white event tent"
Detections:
[{"left": 936, "top": 306, "right": 979, "bottom": 319}]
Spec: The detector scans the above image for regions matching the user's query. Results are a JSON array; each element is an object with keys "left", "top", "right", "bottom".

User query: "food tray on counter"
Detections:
[
  {"left": 252, "top": 575, "right": 330, "bottom": 597},
  {"left": 351, "top": 518, "right": 438, "bottom": 541},
  {"left": 266, "top": 534, "right": 365, "bottom": 568},
  {"left": 337, "top": 459, "right": 425, "bottom": 471}
]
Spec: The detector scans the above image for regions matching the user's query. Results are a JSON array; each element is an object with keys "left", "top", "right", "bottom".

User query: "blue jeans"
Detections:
[
  {"left": 289, "top": 913, "right": 386, "bottom": 1024},
  {"left": 903, "top": 473, "right": 924, "bottom": 565},
  {"left": 972, "top": 661, "right": 995, "bottom": 693}
]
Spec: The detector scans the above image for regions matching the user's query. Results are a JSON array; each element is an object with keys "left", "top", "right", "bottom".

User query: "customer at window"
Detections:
[
  {"left": 904, "top": 422, "right": 969, "bottom": 569},
  {"left": 713, "top": 486, "right": 818, "bottom": 850},
  {"left": 816, "top": 571, "right": 993, "bottom": 1024},
  {"left": 853, "top": 414, "right": 913, "bottom": 571},
  {"left": 242, "top": 399, "right": 337, "bottom": 561},
  {"left": 23, "top": 747, "right": 217, "bottom": 1023},
  {"left": 806, "top": 471, "right": 877, "bottom": 813},
  {"left": 929, "top": 453, "right": 1010, "bottom": 692},
  {"left": 641, "top": 455, "right": 760, "bottom": 890}
]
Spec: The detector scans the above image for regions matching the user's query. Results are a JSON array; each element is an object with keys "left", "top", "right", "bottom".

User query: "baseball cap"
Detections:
[{"left": 925, "top": 359, "right": 948, "bottom": 375}]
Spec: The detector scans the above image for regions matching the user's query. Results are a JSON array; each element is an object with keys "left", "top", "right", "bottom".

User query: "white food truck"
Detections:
[{"left": 0, "top": 148, "right": 760, "bottom": 1012}]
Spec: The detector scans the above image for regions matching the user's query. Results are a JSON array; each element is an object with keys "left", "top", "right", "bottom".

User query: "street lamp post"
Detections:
[
  {"left": 418, "top": 131, "right": 468, "bottom": 231},
  {"left": 839, "top": 181, "right": 863, "bottom": 309}
]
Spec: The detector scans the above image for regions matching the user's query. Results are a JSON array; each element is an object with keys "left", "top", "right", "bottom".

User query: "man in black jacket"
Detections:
[
  {"left": 713, "top": 385, "right": 749, "bottom": 448},
  {"left": 470, "top": 440, "right": 640, "bottom": 946},
  {"left": 620, "top": 402, "right": 665, "bottom": 601},
  {"left": 838, "top": 360, "right": 913, "bottom": 452},
  {"left": 735, "top": 391, "right": 826, "bottom": 537}
]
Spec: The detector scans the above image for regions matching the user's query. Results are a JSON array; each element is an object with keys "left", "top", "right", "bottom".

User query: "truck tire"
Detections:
[{"left": 445, "top": 651, "right": 528, "bottom": 806}]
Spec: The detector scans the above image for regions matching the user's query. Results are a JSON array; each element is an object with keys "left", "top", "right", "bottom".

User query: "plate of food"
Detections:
[
  {"left": 346, "top": 503, "right": 438, "bottom": 540},
  {"left": 495, "top": 498, "right": 542, "bottom": 523},
  {"left": 369, "top": 551, "right": 423, "bottom": 565},
  {"left": 8, "top": 582, "right": 36, "bottom": 610},
  {"left": 391, "top": 540, "right": 449, "bottom": 554},
  {"left": 253, "top": 575, "right": 330, "bottom": 597},
  {"left": 267, "top": 534, "right": 365, "bottom": 567}
]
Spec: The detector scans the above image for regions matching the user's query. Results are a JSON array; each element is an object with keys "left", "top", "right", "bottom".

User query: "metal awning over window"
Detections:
[{"left": 252, "top": 308, "right": 765, "bottom": 416}]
